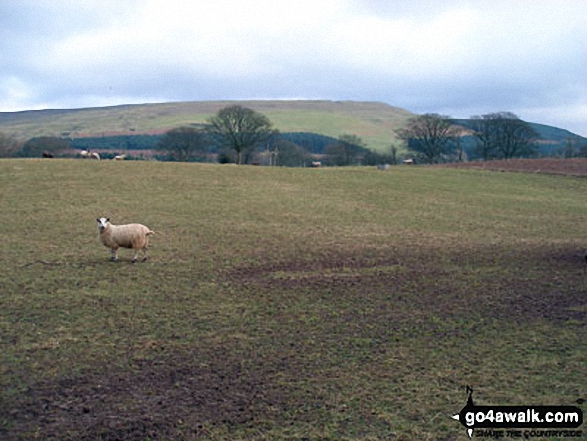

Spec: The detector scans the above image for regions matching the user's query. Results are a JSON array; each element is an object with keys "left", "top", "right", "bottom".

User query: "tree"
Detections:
[
  {"left": 494, "top": 113, "right": 538, "bottom": 159},
  {"left": 470, "top": 114, "right": 497, "bottom": 160},
  {"left": 363, "top": 147, "right": 398, "bottom": 166},
  {"left": 262, "top": 132, "right": 284, "bottom": 166},
  {"left": 395, "top": 114, "right": 456, "bottom": 164},
  {"left": 390, "top": 145, "right": 398, "bottom": 165},
  {"left": 19, "top": 136, "right": 70, "bottom": 157},
  {"left": 471, "top": 112, "right": 539, "bottom": 160},
  {"left": 274, "top": 139, "right": 310, "bottom": 167},
  {"left": 209, "top": 105, "right": 274, "bottom": 165},
  {"left": 157, "top": 126, "right": 209, "bottom": 162},
  {"left": 324, "top": 134, "right": 367, "bottom": 166}
]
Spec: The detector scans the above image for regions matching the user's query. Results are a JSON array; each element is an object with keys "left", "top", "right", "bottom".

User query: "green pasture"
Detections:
[{"left": 0, "top": 159, "right": 585, "bottom": 440}]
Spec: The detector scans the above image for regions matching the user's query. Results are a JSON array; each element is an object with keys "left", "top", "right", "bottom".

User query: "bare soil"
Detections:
[{"left": 436, "top": 158, "right": 587, "bottom": 177}]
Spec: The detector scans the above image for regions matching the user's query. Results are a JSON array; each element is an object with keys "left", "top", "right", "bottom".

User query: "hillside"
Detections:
[
  {"left": 2, "top": 101, "right": 584, "bottom": 156},
  {"left": 452, "top": 119, "right": 587, "bottom": 157},
  {"left": 0, "top": 100, "right": 414, "bottom": 152}
]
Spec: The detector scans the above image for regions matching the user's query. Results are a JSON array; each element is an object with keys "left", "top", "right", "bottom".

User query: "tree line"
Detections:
[
  {"left": 397, "top": 112, "right": 549, "bottom": 164},
  {"left": 1, "top": 105, "right": 586, "bottom": 164}
]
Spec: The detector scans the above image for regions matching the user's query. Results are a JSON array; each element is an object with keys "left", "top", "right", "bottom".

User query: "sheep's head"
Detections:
[{"left": 96, "top": 217, "right": 110, "bottom": 232}]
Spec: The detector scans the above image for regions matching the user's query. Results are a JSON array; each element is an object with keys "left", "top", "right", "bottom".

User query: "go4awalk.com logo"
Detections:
[{"left": 452, "top": 387, "right": 584, "bottom": 439}]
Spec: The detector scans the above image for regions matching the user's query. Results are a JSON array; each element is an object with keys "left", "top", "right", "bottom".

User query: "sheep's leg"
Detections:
[
  {"left": 110, "top": 248, "right": 118, "bottom": 262},
  {"left": 132, "top": 249, "right": 139, "bottom": 263},
  {"left": 141, "top": 246, "right": 148, "bottom": 262}
]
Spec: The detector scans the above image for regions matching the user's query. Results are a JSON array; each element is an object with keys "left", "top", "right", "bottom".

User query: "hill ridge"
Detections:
[
  {"left": 1, "top": 100, "right": 584, "bottom": 155},
  {"left": 0, "top": 100, "right": 413, "bottom": 152}
]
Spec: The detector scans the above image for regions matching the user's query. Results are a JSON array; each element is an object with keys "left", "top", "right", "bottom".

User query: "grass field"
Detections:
[{"left": 0, "top": 159, "right": 585, "bottom": 440}]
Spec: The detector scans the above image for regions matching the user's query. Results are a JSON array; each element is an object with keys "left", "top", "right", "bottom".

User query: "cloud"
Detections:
[{"left": 1, "top": 0, "right": 586, "bottom": 135}]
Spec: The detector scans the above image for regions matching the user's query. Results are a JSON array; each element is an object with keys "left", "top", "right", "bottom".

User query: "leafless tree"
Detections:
[
  {"left": 158, "top": 126, "right": 209, "bottom": 162},
  {"left": 471, "top": 112, "right": 539, "bottom": 160},
  {"left": 209, "top": 105, "right": 274, "bottom": 165},
  {"left": 395, "top": 114, "right": 457, "bottom": 164}
]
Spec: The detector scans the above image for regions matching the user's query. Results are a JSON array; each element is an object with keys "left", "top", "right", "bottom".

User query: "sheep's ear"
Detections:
[
  {"left": 96, "top": 218, "right": 101, "bottom": 223},
  {"left": 106, "top": 218, "right": 110, "bottom": 222}
]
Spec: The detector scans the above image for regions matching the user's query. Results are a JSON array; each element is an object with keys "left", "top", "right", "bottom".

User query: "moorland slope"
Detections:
[{"left": 0, "top": 100, "right": 414, "bottom": 152}]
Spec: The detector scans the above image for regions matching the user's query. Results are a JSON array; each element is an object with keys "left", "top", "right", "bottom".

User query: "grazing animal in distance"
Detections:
[
  {"left": 42, "top": 151, "right": 54, "bottom": 158},
  {"left": 80, "top": 150, "right": 100, "bottom": 160},
  {"left": 113, "top": 154, "right": 127, "bottom": 161},
  {"left": 96, "top": 217, "right": 154, "bottom": 263}
]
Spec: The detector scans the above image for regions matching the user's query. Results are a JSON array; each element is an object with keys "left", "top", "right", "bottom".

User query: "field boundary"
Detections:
[{"left": 436, "top": 158, "right": 587, "bottom": 177}]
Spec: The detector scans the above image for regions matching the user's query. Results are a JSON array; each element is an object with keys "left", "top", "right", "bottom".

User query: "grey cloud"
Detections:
[{"left": 1, "top": 0, "right": 586, "bottom": 136}]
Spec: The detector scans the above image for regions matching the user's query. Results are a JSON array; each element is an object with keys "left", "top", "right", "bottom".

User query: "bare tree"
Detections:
[
  {"left": 395, "top": 114, "right": 456, "bottom": 164},
  {"left": 471, "top": 112, "right": 539, "bottom": 160},
  {"left": 209, "top": 105, "right": 274, "bottom": 165},
  {"left": 470, "top": 114, "right": 496, "bottom": 160},
  {"left": 157, "top": 126, "right": 209, "bottom": 162},
  {"left": 495, "top": 112, "right": 539, "bottom": 159},
  {"left": 274, "top": 139, "right": 310, "bottom": 167}
]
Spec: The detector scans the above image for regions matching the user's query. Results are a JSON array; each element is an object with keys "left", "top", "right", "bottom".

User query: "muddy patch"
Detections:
[
  {"left": 226, "top": 243, "right": 587, "bottom": 323},
  {"left": 5, "top": 349, "right": 284, "bottom": 440}
]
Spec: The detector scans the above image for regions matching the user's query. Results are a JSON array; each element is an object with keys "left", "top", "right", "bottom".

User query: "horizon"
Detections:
[{"left": 0, "top": 99, "right": 584, "bottom": 139}]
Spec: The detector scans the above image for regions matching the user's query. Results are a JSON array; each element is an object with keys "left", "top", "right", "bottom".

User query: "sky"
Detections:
[{"left": 1, "top": 0, "right": 586, "bottom": 136}]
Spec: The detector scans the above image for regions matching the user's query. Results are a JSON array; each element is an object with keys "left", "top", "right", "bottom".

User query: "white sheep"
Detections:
[
  {"left": 96, "top": 217, "right": 154, "bottom": 262},
  {"left": 113, "top": 154, "right": 127, "bottom": 161},
  {"left": 81, "top": 150, "right": 100, "bottom": 160}
]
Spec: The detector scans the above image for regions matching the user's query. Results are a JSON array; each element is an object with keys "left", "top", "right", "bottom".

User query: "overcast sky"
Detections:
[{"left": 1, "top": 0, "right": 586, "bottom": 135}]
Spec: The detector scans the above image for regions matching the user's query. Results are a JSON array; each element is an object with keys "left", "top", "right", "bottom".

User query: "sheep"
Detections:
[
  {"left": 96, "top": 217, "right": 154, "bottom": 263},
  {"left": 113, "top": 154, "right": 127, "bottom": 161},
  {"left": 80, "top": 150, "right": 100, "bottom": 160},
  {"left": 311, "top": 161, "right": 322, "bottom": 168},
  {"left": 42, "top": 151, "right": 54, "bottom": 158}
]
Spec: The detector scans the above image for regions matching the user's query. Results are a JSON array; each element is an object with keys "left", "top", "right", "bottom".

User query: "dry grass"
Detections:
[{"left": 0, "top": 159, "right": 585, "bottom": 440}]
